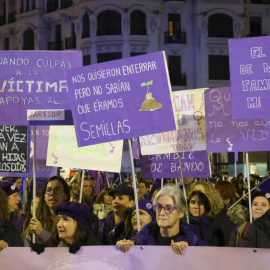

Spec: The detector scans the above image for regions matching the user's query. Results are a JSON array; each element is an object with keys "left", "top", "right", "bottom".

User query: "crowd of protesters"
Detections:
[{"left": 0, "top": 172, "right": 270, "bottom": 254}]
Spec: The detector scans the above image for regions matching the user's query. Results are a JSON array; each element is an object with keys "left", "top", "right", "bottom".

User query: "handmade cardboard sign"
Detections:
[
  {"left": 229, "top": 36, "right": 270, "bottom": 119},
  {"left": 0, "top": 126, "right": 57, "bottom": 177},
  {"left": 140, "top": 150, "right": 210, "bottom": 178},
  {"left": 140, "top": 88, "right": 207, "bottom": 155},
  {"left": 0, "top": 50, "right": 82, "bottom": 125},
  {"left": 66, "top": 51, "right": 176, "bottom": 147},
  {"left": 0, "top": 125, "right": 27, "bottom": 173},
  {"left": 46, "top": 126, "right": 123, "bottom": 172},
  {"left": 205, "top": 87, "right": 270, "bottom": 153}
]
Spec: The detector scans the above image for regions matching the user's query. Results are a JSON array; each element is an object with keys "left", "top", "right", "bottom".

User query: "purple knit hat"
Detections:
[
  {"left": 0, "top": 181, "right": 19, "bottom": 196},
  {"left": 133, "top": 199, "right": 156, "bottom": 221},
  {"left": 55, "top": 201, "right": 93, "bottom": 227}
]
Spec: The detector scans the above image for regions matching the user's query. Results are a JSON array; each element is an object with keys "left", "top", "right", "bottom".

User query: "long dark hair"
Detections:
[
  {"left": 95, "top": 188, "right": 111, "bottom": 204},
  {"left": 36, "top": 176, "right": 70, "bottom": 232},
  {"left": 22, "top": 187, "right": 42, "bottom": 236},
  {"left": 0, "top": 188, "right": 9, "bottom": 222}
]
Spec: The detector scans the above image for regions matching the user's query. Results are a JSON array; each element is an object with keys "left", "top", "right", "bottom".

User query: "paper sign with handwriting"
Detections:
[
  {"left": 0, "top": 125, "right": 27, "bottom": 173},
  {"left": 229, "top": 36, "right": 270, "bottom": 119},
  {"left": 205, "top": 87, "right": 270, "bottom": 153},
  {"left": 140, "top": 150, "right": 210, "bottom": 178},
  {"left": 46, "top": 126, "right": 123, "bottom": 172},
  {"left": 0, "top": 50, "right": 82, "bottom": 125},
  {"left": 67, "top": 51, "right": 176, "bottom": 147},
  {"left": 0, "top": 126, "right": 57, "bottom": 177},
  {"left": 140, "top": 88, "right": 206, "bottom": 155}
]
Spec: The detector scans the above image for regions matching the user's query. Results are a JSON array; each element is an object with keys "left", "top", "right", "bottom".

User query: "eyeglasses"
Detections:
[
  {"left": 45, "top": 187, "right": 63, "bottom": 195},
  {"left": 153, "top": 204, "right": 176, "bottom": 214}
]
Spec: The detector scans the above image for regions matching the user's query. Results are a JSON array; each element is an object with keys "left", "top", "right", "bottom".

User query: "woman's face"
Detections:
[
  {"left": 132, "top": 209, "right": 152, "bottom": 232},
  {"left": 103, "top": 193, "right": 113, "bottom": 205},
  {"left": 189, "top": 195, "right": 205, "bottom": 217},
  {"left": 252, "top": 196, "right": 270, "bottom": 220},
  {"left": 31, "top": 196, "right": 40, "bottom": 215},
  {"left": 156, "top": 195, "right": 183, "bottom": 229},
  {"left": 15, "top": 178, "right": 22, "bottom": 190},
  {"left": 57, "top": 215, "right": 77, "bottom": 244},
  {"left": 8, "top": 192, "right": 21, "bottom": 212},
  {"left": 112, "top": 193, "right": 134, "bottom": 215},
  {"left": 44, "top": 180, "right": 67, "bottom": 210},
  {"left": 194, "top": 184, "right": 206, "bottom": 194}
]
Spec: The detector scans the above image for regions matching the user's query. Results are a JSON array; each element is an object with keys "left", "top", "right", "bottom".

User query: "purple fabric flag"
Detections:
[
  {"left": 229, "top": 36, "right": 270, "bottom": 119},
  {"left": 205, "top": 87, "right": 270, "bottom": 153},
  {"left": 140, "top": 151, "right": 210, "bottom": 179},
  {"left": 66, "top": 51, "right": 176, "bottom": 147},
  {"left": 132, "top": 138, "right": 141, "bottom": 159},
  {"left": 0, "top": 51, "right": 82, "bottom": 125}
]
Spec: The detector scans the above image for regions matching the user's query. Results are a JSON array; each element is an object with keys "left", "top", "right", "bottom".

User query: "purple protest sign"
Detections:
[
  {"left": 205, "top": 87, "right": 270, "bottom": 153},
  {"left": 140, "top": 151, "right": 210, "bottom": 178},
  {"left": 0, "top": 51, "right": 82, "bottom": 125},
  {"left": 67, "top": 51, "right": 176, "bottom": 147},
  {"left": 229, "top": 36, "right": 270, "bottom": 119},
  {"left": 132, "top": 138, "right": 141, "bottom": 159}
]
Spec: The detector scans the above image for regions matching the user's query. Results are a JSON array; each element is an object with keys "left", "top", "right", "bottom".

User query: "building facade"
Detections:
[{"left": 0, "top": 0, "right": 270, "bottom": 175}]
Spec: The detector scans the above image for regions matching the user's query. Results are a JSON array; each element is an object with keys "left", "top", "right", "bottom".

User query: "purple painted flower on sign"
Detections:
[
  {"left": 109, "top": 143, "right": 115, "bottom": 153},
  {"left": 140, "top": 80, "right": 163, "bottom": 111},
  {"left": 51, "top": 152, "right": 58, "bottom": 164}
]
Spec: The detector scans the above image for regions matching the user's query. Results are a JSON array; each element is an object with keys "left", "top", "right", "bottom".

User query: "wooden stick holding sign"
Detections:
[
  {"left": 178, "top": 153, "right": 189, "bottom": 224},
  {"left": 32, "top": 125, "right": 37, "bottom": 244},
  {"left": 246, "top": 152, "right": 252, "bottom": 224},
  {"left": 79, "top": 170, "right": 85, "bottom": 203},
  {"left": 128, "top": 139, "right": 141, "bottom": 232}
]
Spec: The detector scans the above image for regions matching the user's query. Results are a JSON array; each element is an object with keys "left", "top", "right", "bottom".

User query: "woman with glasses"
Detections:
[
  {"left": 136, "top": 184, "right": 207, "bottom": 254},
  {"left": 23, "top": 176, "right": 70, "bottom": 247}
]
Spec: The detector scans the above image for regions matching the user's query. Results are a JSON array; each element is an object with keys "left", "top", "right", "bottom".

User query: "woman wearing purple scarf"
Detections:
[{"left": 136, "top": 184, "right": 207, "bottom": 254}]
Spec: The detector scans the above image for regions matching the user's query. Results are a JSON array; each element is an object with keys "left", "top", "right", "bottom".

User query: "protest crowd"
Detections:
[{"left": 1, "top": 172, "right": 270, "bottom": 254}]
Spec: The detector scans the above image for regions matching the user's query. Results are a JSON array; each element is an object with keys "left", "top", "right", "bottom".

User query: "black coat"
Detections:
[
  {"left": 239, "top": 209, "right": 270, "bottom": 248},
  {"left": 0, "top": 220, "right": 24, "bottom": 247},
  {"left": 211, "top": 206, "right": 236, "bottom": 246}
]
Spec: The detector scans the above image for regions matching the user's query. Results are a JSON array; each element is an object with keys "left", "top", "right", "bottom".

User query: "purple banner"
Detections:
[
  {"left": 132, "top": 138, "right": 140, "bottom": 159},
  {"left": 2, "top": 246, "right": 269, "bottom": 270},
  {"left": 67, "top": 51, "right": 176, "bottom": 146},
  {"left": 229, "top": 36, "right": 270, "bottom": 119},
  {"left": 140, "top": 151, "right": 210, "bottom": 178},
  {"left": 205, "top": 87, "right": 270, "bottom": 153},
  {"left": 0, "top": 51, "right": 82, "bottom": 125}
]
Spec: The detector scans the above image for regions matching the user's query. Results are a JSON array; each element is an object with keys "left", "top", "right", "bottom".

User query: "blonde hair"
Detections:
[{"left": 189, "top": 181, "right": 224, "bottom": 219}]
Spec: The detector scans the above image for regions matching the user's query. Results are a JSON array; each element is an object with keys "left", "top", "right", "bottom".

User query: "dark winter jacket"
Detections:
[
  {"left": 211, "top": 206, "right": 235, "bottom": 246},
  {"left": 10, "top": 212, "right": 25, "bottom": 229},
  {"left": 239, "top": 209, "right": 270, "bottom": 248},
  {"left": 135, "top": 221, "right": 207, "bottom": 246},
  {"left": 96, "top": 211, "right": 133, "bottom": 245},
  {"left": 0, "top": 220, "right": 24, "bottom": 247},
  {"left": 189, "top": 214, "right": 212, "bottom": 245}
]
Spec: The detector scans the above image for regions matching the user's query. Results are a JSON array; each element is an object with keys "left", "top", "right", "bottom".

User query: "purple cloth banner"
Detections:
[
  {"left": 140, "top": 151, "right": 210, "bottom": 178},
  {"left": 132, "top": 137, "right": 140, "bottom": 159},
  {"left": 67, "top": 51, "right": 176, "bottom": 147},
  {"left": 205, "top": 87, "right": 270, "bottom": 153},
  {"left": 0, "top": 246, "right": 269, "bottom": 270},
  {"left": 229, "top": 36, "right": 270, "bottom": 119},
  {"left": 0, "top": 51, "right": 82, "bottom": 125}
]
